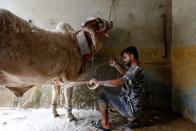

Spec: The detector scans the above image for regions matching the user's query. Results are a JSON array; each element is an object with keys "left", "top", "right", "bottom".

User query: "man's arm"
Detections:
[
  {"left": 109, "top": 60, "right": 127, "bottom": 75},
  {"left": 89, "top": 78, "right": 124, "bottom": 88}
]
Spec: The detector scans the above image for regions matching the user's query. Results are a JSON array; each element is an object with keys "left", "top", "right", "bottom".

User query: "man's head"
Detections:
[{"left": 121, "top": 46, "right": 139, "bottom": 66}]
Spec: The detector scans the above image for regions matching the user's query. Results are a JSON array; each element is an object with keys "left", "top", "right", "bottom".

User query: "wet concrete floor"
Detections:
[{"left": 109, "top": 110, "right": 196, "bottom": 131}]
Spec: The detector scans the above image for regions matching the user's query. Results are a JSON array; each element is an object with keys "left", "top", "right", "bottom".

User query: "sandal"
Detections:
[
  {"left": 91, "top": 120, "right": 110, "bottom": 131},
  {"left": 123, "top": 120, "right": 139, "bottom": 128}
]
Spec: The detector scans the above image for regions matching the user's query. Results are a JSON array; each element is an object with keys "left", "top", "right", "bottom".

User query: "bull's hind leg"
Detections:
[
  {"left": 51, "top": 85, "right": 60, "bottom": 117},
  {"left": 63, "top": 86, "right": 76, "bottom": 121}
]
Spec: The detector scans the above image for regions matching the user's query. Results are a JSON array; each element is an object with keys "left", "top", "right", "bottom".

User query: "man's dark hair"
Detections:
[{"left": 121, "top": 46, "right": 139, "bottom": 60}]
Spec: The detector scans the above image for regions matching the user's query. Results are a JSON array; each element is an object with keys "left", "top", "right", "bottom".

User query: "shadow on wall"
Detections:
[
  {"left": 173, "top": 87, "right": 196, "bottom": 122},
  {"left": 143, "top": 75, "right": 172, "bottom": 111}
]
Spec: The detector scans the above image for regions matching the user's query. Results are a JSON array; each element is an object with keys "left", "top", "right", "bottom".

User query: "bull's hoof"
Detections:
[{"left": 66, "top": 112, "right": 77, "bottom": 122}]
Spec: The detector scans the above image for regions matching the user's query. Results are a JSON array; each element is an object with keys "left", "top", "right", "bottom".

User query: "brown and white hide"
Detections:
[{"left": 0, "top": 9, "right": 112, "bottom": 121}]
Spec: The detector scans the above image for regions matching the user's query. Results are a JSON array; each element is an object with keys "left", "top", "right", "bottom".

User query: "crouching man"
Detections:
[{"left": 89, "top": 46, "right": 145, "bottom": 130}]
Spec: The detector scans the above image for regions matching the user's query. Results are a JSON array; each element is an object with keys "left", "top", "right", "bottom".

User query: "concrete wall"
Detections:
[
  {"left": 0, "top": 0, "right": 172, "bottom": 113},
  {"left": 172, "top": 0, "right": 196, "bottom": 123}
]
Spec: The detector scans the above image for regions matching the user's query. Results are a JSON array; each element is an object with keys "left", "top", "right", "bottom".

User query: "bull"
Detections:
[{"left": 0, "top": 9, "right": 112, "bottom": 121}]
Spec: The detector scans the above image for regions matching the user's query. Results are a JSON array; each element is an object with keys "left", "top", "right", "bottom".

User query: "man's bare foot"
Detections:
[
  {"left": 91, "top": 120, "right": 110, "bottom": 130},
  {"left": 101, "top": 120, "right": 111, "bottom": 129}
]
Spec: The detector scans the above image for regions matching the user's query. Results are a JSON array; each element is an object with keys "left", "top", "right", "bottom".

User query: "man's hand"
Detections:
[
  {"left": 89, "top": 78, "right": 99, "bottom": 86},
  {"left": 109, "top": 59, "right": 117, "bottom": 67},
  {"left": 109, "top": 59, "right": 127, "bottom": 75},
  {"left": 88, "top": 78, "right": 100, "bottom": 90}
]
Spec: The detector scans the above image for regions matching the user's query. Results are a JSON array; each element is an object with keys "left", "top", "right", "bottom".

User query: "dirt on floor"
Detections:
[{"left": 109, "top": 110, "right": 196, "bottom": 131}]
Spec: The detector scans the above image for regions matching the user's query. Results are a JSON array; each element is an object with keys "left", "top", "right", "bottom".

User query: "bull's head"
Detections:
[{"left": 81, "top": 17, "right": 113, "bottom": 53}]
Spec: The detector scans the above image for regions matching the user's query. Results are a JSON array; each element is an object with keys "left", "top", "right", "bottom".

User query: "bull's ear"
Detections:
[
  {"left": 81, "top": 17, "right": 97, "bottom": 28},
  {"left": 83, "top": 27, "right": 97, "bottom": 49}
]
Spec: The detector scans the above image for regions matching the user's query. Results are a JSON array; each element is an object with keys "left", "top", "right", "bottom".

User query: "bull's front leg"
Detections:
[
  {"left": 51, "top": 84, "right": 60, "bottom": 117},
  {"left": 64, "top": 86, "right": 76, "bottom": 121}
]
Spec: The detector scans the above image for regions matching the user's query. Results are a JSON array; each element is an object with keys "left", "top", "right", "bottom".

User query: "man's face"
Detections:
[{"left": 122, "top": 52, "right": 132, "bottom": 66}]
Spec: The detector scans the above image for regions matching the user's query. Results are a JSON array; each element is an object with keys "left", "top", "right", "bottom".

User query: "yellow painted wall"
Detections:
[
  {"left": 172, "top": 47, "right": 196, "bottom": 88},
  {"left": 172, "top": 46, "right": 196, "bottom": 122}
]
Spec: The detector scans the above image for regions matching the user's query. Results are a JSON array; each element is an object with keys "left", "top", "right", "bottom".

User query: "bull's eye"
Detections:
[
  {"left": 96, "top": 19, "right": 104, "bottom": 28},
  {"left": 96, "top": 19, "right": 100, "bottom": 23}
]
